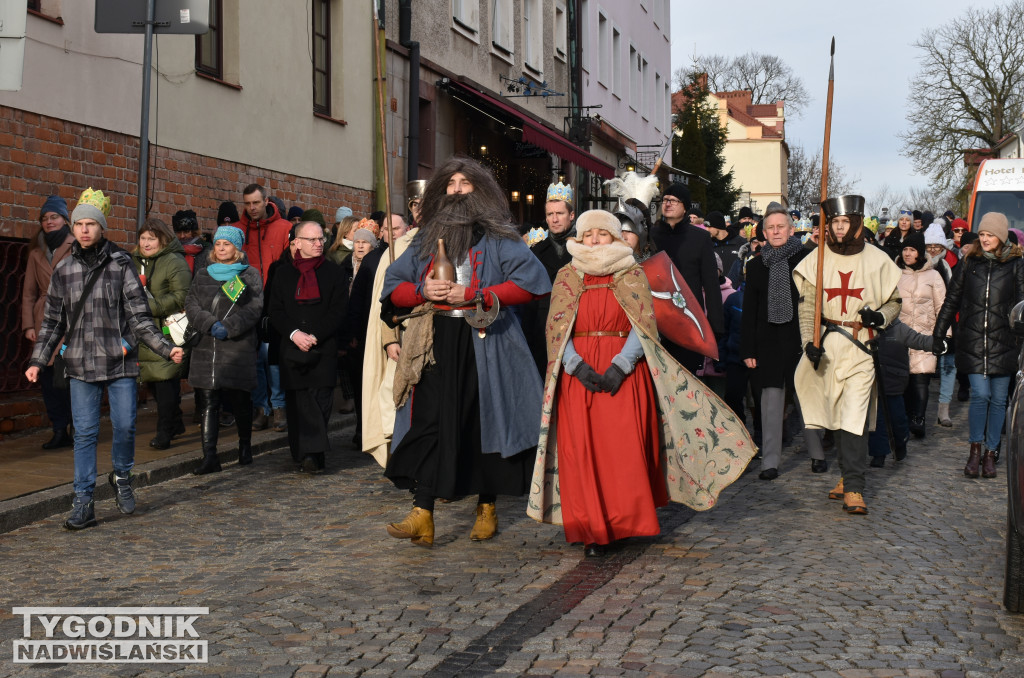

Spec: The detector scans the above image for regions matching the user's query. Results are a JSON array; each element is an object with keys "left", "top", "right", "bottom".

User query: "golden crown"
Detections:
[
  {"left": 546, "top": 182, "right": 573, "bottom": 203},
  {"left": 77, "top": 187, "right": 111, "bottom": 216}
]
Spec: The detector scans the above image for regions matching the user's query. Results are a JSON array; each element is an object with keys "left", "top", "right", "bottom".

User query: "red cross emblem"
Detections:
[{"left": 824, "top": 270, "right": 863, "bottom": 315}]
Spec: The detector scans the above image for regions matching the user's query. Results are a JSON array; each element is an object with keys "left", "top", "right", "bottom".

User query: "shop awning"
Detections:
[{"left": 449, "top": 79, "right": 616, "bottom": 179}]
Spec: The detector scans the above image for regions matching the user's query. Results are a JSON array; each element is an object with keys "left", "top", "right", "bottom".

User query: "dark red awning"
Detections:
[{"left": 449, "top": 79, "right": 615, "bottom": 179}]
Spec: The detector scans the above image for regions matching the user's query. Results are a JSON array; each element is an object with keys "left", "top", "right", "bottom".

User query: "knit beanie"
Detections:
[
  {"left": 662, "top": 183, "right": 691, "bottom": 211},
  {"left": 900, "top": 231, "right": 926, "bottom": 269},
  {"left": 287, "top": 205, "right": 305, "bottom": 221},
  {"left": 213, "top": 225, "right": 244, "bottom": 252},
  {"left": 951, "top": 218, "right": 968, "bottom": 232},
  {"left": 978, "top": 212, "right": 1009, "bottom": 244},
  {"left": 352, "top": 228, "right": 379, "bottom": 248},
  {"left": 959, "top": 231, "right": 979, "bottom": 248},
  {"left": 172, "top": 209, "right": 199, "bottom": 232},
  {"left": 706, "top": 211, "right": 726, "bottom": 231},
  {"left": 335, "top": 206, "right": 353, "bottom": 223},
  {"left": 923, "top": 222, "right": 947, "bottom": 248},
  {"left": 217, "top": 201, "right": 239, "bottom": 225},
  {"left": 573, "top": 209, "right": 624, "bottom": 242},
  {"left": 40, "top": 195, "right": 69, "bottom": 222},
  {"left": 301, "top": 208, "right": 327, "bottom": 228},
  {"left": 71, "top": 188, "right": 111, "bottom": 230}
]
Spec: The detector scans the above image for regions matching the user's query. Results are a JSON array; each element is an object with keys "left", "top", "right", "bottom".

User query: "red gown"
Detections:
[{"left": 554, "top": 274, "right": 668, "bottom": 546}]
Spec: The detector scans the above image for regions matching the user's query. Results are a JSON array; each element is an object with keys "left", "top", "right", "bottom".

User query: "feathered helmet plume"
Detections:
[{"left": 603, "top": 171, "right": 660, "bottom": 209}]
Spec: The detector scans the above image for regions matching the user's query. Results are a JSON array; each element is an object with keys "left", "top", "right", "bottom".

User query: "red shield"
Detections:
[{"left": 641, "top": 252, "right": 719, "bottom": 360}]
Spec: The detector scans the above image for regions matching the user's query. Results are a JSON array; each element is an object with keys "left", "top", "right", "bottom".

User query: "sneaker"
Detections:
[
  {"left": 108, "top": 472, "right": 136, "bottom": 515},
  {"left": 64, "top": 495, "right": 97, "bottom": 530},
  {"left": 272, "top": 408, "right": 287, "bottom": 432},
  {"left": 252, "top": 411, "right": 269, "bottom": 431}
]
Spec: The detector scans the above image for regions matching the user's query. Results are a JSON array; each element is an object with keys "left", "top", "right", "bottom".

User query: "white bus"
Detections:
[{"left": 968, "top": 158, "right": 1024, "bottom": 233}]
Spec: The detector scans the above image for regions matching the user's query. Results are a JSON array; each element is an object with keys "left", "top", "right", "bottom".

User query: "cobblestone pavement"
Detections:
[{"left": 2, "top": 396, "right": 1024, "bottom": 677}]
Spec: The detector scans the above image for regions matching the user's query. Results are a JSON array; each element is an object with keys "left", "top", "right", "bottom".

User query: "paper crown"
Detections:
[
  {"left": 356, "top": 217, "right": 379, "bottom": 238},
  {"left": 77, "top": 187, "right": 111, "bottom": 216},
  {"left": 546, "top": 182, "right": 573, "bottom": 203}
]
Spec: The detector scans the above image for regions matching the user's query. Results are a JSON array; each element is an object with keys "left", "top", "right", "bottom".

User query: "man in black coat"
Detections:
[
  {"left": 269, "top": 220, "right": 348, "bottom": 473},
  {"left": 649, "top": 183, "right": 724, "bottom": 374},
  {"left": 707, "top": 210, "right": 746, "bottom": 288},
  {"left": 740, "top": 203, "right": 824, "bottom": 479},
  {"left": 521, "top": 182, "right": 576, "bottom": 373}
]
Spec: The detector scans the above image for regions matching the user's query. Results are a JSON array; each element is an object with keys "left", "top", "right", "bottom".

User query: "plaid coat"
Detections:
[{"left": 30, "top": 238, "right": 174, "bottom": 382}]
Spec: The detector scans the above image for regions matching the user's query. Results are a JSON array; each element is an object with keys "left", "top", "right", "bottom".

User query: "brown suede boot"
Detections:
[
  {"left": 470, "top": 503, "right": 497, "bottom": 541},
  {"left": 982, "top": 450, "right": 997, "bottom": 478},
  {"left": 386, "top": 507, "right": 434, "bottom": 547},
  {"left": 964, "top": 442, "right": 982, "bottom": 478},
  {"left": 828, "top": 478, "right": 844, "bottom": 500}
]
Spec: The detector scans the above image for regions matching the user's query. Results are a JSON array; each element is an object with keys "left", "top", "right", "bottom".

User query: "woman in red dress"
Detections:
[{"left": 555, "top": 217, "right": 667, "bottom": 556}]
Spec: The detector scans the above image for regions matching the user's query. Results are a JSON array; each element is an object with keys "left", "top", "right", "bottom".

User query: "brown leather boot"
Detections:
[
  {"left": 982, "top": 450, "right": 997, "bottom": 478},
  {"left": 964, "top": 442, "right": 982, "bottom": 478},
  {"left": 470, "top": 503, "right": 497, "bottom": 541},
  {"left": 828, "top": 478, "right": 844, "bottom": 500},
  {"left": 386, "top": 507, "right": 434, "bottom": 547}
]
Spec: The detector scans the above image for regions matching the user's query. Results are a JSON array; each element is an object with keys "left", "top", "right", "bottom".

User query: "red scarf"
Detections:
[{"left": 293, "top": 251, "right": 324, "bottom": 303}]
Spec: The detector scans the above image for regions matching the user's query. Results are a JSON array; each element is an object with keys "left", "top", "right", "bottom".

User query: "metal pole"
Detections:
[{"left": 136, "top": 0, "right": 156, "bottom": 228}]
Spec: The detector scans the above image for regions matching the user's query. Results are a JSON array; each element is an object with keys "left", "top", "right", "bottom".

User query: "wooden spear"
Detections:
[
  {"left": 812, "top": 37, "right": 836, "bottom": 351},
  {"left": 372, "top": 12, "right": 396, "bottom": 263}
]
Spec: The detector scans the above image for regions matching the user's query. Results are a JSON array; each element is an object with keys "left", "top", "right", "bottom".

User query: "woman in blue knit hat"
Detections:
[{"left": 21, "top": 195, "right": 75, "bottom": 449}]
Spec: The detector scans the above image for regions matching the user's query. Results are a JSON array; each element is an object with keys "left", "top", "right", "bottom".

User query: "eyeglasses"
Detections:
[
  {"left": 899, "top": 210, "right": 913, "bottom": 216},
  {"left": 661, "top": 198, "right": 683, "bottom": 206},
  {"left": 925, "top": 245, "right": 946, "bottom": 252},
  {"left": 296, "top": 236, "right": 326, "bottom": 244},
  {"left": 952, "top": 228, "right": 965, "bottom": 233}
]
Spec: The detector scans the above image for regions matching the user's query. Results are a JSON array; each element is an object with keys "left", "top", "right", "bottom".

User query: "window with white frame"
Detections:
[
  {"left": 554, "top": 1, "right": 567, "bottom": 59},
  {"left": 598, "top": 12, "right": 610, "bottom": 85},
  {"left": 524, "top": 0, "right": 542, "bottom": 73},
  {"left": 580, "top": 0, "right": 589, "bottom": 72},
  {"left": 664, "top": 81, "right": 671, "bottom": 132},
  {"left": 453, "top": 0, "right": 479, "bottom": 33},
  {"left": 654, "top": 72, "right": 662, "bottom": 129},
  {"left": 612, "top": 27, "right": 621, "bottom": 95},
  {"left": 492, "top": 0, "right": 513, "bottom": 52},
  {"left": 641, "top": 57, "right": 649, "bottom": 119},
  {"left": 629, "top": 45, "right": 639, "bottom": 110}
]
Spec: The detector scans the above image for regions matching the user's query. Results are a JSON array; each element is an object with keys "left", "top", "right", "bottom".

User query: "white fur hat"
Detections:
[
  {"left": 923, "top": 222, "right": 948, "bottom": 248},
  {"left": 573, "top": 209, "right": 623, "bottom": 242}
]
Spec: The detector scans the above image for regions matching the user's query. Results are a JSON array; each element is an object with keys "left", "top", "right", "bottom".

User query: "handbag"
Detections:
[
  {"left": 52, "top": 266, "right": 105, "bottom": 390},
  {"left": 163, "top": 311, "right": 201, "bottom": 348}
]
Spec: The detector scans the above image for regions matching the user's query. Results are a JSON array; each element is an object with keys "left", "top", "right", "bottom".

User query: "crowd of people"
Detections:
[{"left": 19, "top": 156, "right": 1024, "bottom": 554}]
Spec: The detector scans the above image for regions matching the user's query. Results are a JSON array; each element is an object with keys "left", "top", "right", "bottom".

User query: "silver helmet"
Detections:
[{"left": 613, "top": 200, "right": 647, "bottom": 253}]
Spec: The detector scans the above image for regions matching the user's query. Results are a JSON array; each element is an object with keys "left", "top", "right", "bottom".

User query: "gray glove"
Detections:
[{"left": 573, "top": 362, "right": 606, "bottom": 393}]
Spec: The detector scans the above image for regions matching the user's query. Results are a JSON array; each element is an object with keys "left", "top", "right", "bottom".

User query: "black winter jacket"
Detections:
[
  {"left": 185, "top": 265, "right": 264, "bottom": 391},
  {"left": 934, "top": 252, "right": 1024, "bottom": 376},
  {"left": 874, "top": 319, "right": 934, "bottom": 395}
]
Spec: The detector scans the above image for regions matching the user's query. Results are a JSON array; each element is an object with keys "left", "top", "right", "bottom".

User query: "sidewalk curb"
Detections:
[{"left": 0, "top": 414, "right": 355, "bottom": 535}]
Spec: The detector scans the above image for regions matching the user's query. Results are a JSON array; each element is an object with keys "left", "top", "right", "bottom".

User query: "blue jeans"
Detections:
[
  {"left": 937, "top": 352, "right": 956, "bottom": 404},
  {"left": 253, "top": 342, "right": 285, "bottom": 415},
  {"left": 967, "top": 373, "right": 1011, "bottom": 450},
  {"left": 869, "top": 393, "right": 909, "bottom": 458},
  {"left": 69, "top": 377, "right": 137, "bottom": 497}
]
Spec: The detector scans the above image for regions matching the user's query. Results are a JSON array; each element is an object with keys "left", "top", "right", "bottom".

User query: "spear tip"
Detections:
[{"left": 830, "top": 37, "right": 835, "bottom": 55}]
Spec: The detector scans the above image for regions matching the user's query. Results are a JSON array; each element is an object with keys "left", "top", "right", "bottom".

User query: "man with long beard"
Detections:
[{"left": 380, "top": 156, "right": 551, "bottom": 547}]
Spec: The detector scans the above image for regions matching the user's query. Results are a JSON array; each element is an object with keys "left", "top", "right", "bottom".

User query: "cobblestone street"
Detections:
[{"left": 2, "top": 401, "right": 1024, "bottom": 677}]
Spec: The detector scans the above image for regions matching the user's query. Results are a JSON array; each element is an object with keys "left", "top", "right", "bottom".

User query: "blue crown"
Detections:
[{"left": 546, "top": 182, "right": 573, "bottom": 203}]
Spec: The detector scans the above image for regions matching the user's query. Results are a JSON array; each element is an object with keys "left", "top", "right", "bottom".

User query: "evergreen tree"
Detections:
[{"left": 672, "top": 71, "right": 740, "bottom": 215}]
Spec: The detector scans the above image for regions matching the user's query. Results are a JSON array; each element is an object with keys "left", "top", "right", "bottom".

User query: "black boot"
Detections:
[
  {"left": 42, "top": 427, "right": 73, "bottom": 450},
  {"left": 238, "top": 440, "right": 253, "bottom": 466},
  {"left": 193, "top": 390, "right": 222, "bottom": 475}
]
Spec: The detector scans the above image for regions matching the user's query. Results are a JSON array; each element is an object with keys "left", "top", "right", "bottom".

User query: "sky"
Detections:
[{"left": 669, "top": 0, "right": 1009, "bottom": 203}]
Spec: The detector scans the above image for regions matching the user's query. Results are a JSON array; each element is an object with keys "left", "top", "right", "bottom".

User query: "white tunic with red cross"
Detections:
[{"left": 792, "top": 244, "right": 902, "bottom": 434}]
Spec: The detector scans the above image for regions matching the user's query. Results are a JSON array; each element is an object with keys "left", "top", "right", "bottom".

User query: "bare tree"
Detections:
[
  {"left": 786, "top": 143, "right": 858, "bottom": 213},
  {"left": 900, "top": 1, "right": 1024, "bottom": 192},
  {"left": 865, "top": 184, "right": 908, "bottom": 220},
  {"left": 678, "top": 52, "right": 811, "bottom": 117}
]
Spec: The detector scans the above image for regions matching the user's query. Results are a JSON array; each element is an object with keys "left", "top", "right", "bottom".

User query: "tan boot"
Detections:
[
  {"left": 936, "top": 402, "right": 952, "bottom": 427},
  {"left": 470, "top": 502, "right": 498, "bottom": 541},
  {"left": 386, "top": 507, "right": 434, "bottom": 547},
  {"left": 828, "top": 478, "right": 844, "bottom": 500},
  {"left": 843, "top": 492, "right": 868, "bottom": 515}
]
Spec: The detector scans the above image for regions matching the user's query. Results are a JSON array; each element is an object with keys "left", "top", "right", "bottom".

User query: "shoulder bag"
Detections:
[{"left": 52, "top": 266, "right": 105, "bottom": 390}]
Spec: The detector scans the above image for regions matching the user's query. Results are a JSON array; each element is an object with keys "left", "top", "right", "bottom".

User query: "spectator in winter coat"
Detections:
[
  {"left": 25, "top": 188, "right": 183, "bottom": 530},
  {"left": 924, "top": 222, "right": 956, "bottom": 427},
  {"left": 22, "top": 194, "right": 75, "bottom": 450},
  {"left": 185, "top": 226, "right": 264, "bottom": 475},
  {"left": 707, "top": 211, "right": 746, "bottom": 288},
  {"left": 896, "top": 231, "right": 945, "bottom": 440},
  {"left": 173, "top": 209, "right": 211, "bottom": 276},
  {"left": 132, "top": 218, "right": 192, "bottom": 450},
  {"left": 867, "top": 319, "right": 937, "bottom": 466},
  {"left": 933, "top": 212, "right": 1024, "bottom": 479}
]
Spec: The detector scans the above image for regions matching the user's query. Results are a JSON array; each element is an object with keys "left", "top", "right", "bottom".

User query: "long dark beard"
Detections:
[{"left": 416, "top": 192, "right": 518, "bottom": 264}]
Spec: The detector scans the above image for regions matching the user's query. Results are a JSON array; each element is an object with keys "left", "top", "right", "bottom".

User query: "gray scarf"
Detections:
[{"left": 759, "top": 235, "right": 803, "bottom": 324}]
